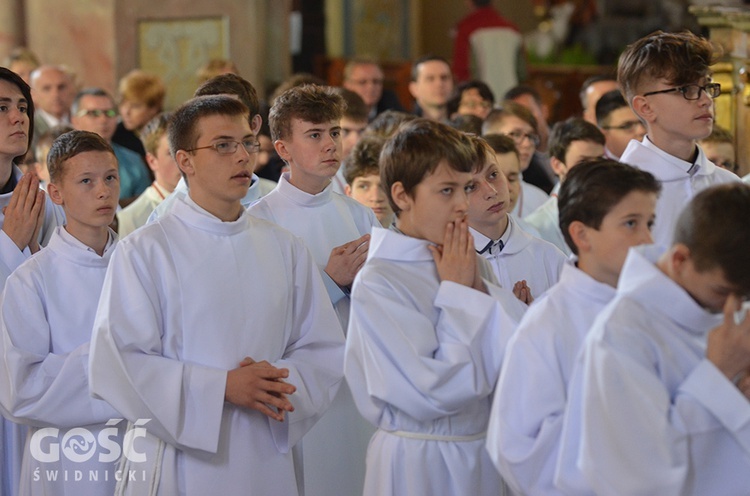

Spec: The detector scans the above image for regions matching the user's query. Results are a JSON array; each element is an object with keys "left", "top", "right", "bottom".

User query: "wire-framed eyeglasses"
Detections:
[
  {"left": 186, "top": 139, "right": 261, "bottom": 155},
  {"left": 642, "top": 83, "right": 721, "bottom": 101}
]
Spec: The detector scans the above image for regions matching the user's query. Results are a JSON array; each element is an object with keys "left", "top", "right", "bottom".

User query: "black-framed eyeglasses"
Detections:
[
  {"left": 601, "top": 120, "right": 645, "bottom": 132},
  {"left": 642, "top": 83, "right": 721, "bottom": 100},
  {"left": 76, "top": 109, "right": 117, "bottom": 118},
  {"left": 506, "top": 131, "right": 540, "bottom": 147},
  {"left": 186, "top": 139, "right": 261, "bottom": 156}
]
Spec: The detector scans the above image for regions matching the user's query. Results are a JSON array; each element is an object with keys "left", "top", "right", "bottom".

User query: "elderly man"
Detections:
[
  {"left": 71, "top": 88, "right": 151, "bottom": 203},
  {"left": 29, "top": 65, "right": 76, "bottom": 142}
]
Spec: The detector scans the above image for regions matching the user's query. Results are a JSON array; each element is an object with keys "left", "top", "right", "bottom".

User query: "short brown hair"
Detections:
[
  {"left": 482, "top": 133, "right": 519, "bottom": 159},
  {"left": 343, "top": 134, "right": 385, "bottom": 185},
  {"left": 335, "top": 87, "right": 369, "bottom": 122},
  {"left": 617, "top": 31, "right": 718, "bottom": 102},
  {"left": 47, "top": 130, "right": 114, "bottom": 183},
  {"left": 169, "top": 95, "right": 249, "bottom": 157},
  {"left": 482, "top": 101, "right": 538, "bottom": 135},
  {"left": 365, "top": 110, "right": 417, "bottom": 138},
  {"left": 548, "top": 117, "right": 605, "bottom": 163},
  {"left": 194, "top": 73, "right": 260, "bottom": 117},
  {"left": 269, "top": 84, "right": 345, "bottom": 141},
  {"left": 140, "top": 112, "right": 171, "bottom": 156},
  {"left": 558, "top": 158, "right": 661, "bottom": 255},
  {"left": 380, "top": 118, "right": 477, "bottom": 216},
  {"left": 196, "top": 59, "right": 239, "bottom": 84},
  {"left": 700, "top": 125, "right": 733, "bottom": 145},
  {"left": 118, "top": 70, "right": 165, "bottom": 110},
  {"left": 673, "top": 183, "right": 750, "bottom": 293}
]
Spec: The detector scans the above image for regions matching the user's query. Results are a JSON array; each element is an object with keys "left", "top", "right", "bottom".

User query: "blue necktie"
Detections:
[{"left": 477, "top": 239, "right": 504, "bottom": 255}]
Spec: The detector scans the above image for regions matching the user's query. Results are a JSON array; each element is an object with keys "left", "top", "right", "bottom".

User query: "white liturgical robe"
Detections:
[
  {"left": 0, "top": 164, "right": 66, "bottom": 496},
  {"left": 89, "top": 196, "right": 344, "bottom": 496},
  {"left": 248, "top": 172, "right": 379, "bottom": 496},
  {"left": 486, "top": 259, "right": 615, "bottom": 495},
  {"left": 556, "top": 246, "right": 750, "bottom": 495},
  {"left": 345, "top": 227, "right": 525, "bottom": 496},
  {"left": 0, "top": 227, "right": 121, "bottom": 496},
  {"left": 147, "top": 173, "right": 273, "bottom": 223},
  {"left": 525, "top": 196, "right": 571, "bottom": 257},
  {"left": 620, "top": 137, "right": 738, "bottom": 249},
  {"left": 471, "top": 215, "right": 565, "bottom": 300},
  {"left": 512, "top": 180, "right": 548, "bottom": 219}
]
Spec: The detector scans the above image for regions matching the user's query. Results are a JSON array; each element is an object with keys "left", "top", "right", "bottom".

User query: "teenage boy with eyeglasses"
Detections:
[
  {"left": 89, "top": 95, "right": 344, "bottom": 495},
  {"left": 595, "top": 88, "right": 646, "bottom": 160},
  {"left": 617, "top": 30, "right": 740, "bottom": 249}
]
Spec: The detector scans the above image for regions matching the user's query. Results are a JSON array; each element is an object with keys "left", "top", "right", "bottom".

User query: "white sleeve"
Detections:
[
  {"left": 269, "top": 239, "right": 345, "bottom": 451},
  {"left": 0, "top": 230, "right": 29, "bottom": 287},
  {"left": 89, "top": 242, "right": 227, "bottom": 455},
  {"left": 345, "top": 276, "right": 512, "bottom": 424},
  {"left": 556, "top": 328, "right": 691, "bottom": 496},
  {"left": 0, "top": 270, "right": 117, "bottom": 428},
  {"left": 487, "top": 326, "right": 567, "bottom": 495}
]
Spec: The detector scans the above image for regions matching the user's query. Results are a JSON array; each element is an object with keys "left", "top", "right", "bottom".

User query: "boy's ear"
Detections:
[
  {"left": 550, "top": 156, "right": 567, "bottom": 179},
  {"left": 391, "top": 181, "right": 411, "bottom": 213},
  {"left": 344, "top": 184, "right": 352, "bottom": 197},
  {"left": 568, "top": 220, "right": 590, "bottom": 253},
  {"left": 46, "top": 182, "right": 64, "bottom": 206},
  {"left": 250, "top": 115, "right": 262, "bottom": 136},
  {"left": 631, "top": 95, "right": 655, "bottom": 124},
  {"left": 274, "top": 139, "right": 292, "bottom": 163},
  {"left": 175, "top": 150, "right": 195, "bottom": 178},
  {"left": 145, "top": 152, "right": 159, "bottom": 173}
]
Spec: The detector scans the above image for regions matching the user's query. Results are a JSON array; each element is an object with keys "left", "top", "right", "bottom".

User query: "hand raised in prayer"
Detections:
[
  {"left": 513, "top": 280, "right": 534, "bottom": 305},
  {"left": 707, "top": 294, "right": 750, "bottom": 381},
  {"left": 226, "top": 357, "right": 296, "bottom": 422},
  {"left": 2, "top": 173, "right": 45, "bottom": 252},
  {"left": 325, "top": 233, "right": 370, "bottom": 288},
  {"left": 429, "top": 217, "right": 482, "bottom": 291}
]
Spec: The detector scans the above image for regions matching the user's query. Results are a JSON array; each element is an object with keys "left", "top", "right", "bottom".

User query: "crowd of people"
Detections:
[{"left": 0, "top": 25, "right": 749, "bottom": 496}]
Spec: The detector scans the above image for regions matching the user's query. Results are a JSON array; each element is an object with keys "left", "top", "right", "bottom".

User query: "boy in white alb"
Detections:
[
  {"left": 467, "top": 134, "right": 566, "bottom": 303},
  {"left": 88, "top": 95, "right": 344, "bottom": 496},
  {"left": 617, "top": 30, "right": 739, "bottom": 249},
  {"left": 486, "top": 158, "right": 660, "bottom": 495},
  {"left": 0, "top": 67, "right": 66, "bottom": 496},
  {"left": 556, "top": 183, "right": 750, "bottom": 495},
  {"left": 248, "top": 84, "right": 380, "bottom": 496},
  {"left": 0, "top": 131, "right": 123, "bottom": 495},
  {"left": 526, "top": 117, "right": 606, "bottom": 256},
  {"left": 117, "top": 113, "right": 180, "bottom": 236},
  {"left": 345, "top": 119, "right": 526, "bottom": 496},
  {"left": 148, "top": 74, "right": 274, "bottom": 223}
]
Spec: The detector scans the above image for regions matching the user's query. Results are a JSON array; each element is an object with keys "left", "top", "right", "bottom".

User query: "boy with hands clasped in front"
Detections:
[{"left": 345, "top": 118, "right": 524, "bottom": 496}]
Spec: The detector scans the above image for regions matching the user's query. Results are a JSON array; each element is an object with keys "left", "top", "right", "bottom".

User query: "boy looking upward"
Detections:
[
  {"left": 557, "top": 182, "right": 750, "bottom": 495},
  {"left": 345, "top": 118, "right": 525, "bottom": 496},
  {"left": 249, "top": 84, "right": 379, "bottom": 496},
  {"left": 89, "top": 95, "right": 344, "bottom": 495},
  {"left": 0, "top": 131, "right": 123, "bottom": 494},
  {"left": 466, "top": 135, "right": 565, "bottom": 303},
  {"left": 526, "top": 118, "right": 605, "bottom": 255},
  {"left": 618, "top": 30, "right": 739, "bottom": 248},
  {"left": 487, "top": 159, "right": 660, "bottom": 495}
]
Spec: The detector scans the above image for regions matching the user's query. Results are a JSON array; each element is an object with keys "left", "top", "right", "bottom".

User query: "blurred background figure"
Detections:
[
  {"left": 3, "top": 47, "right": 40, "bottom": 84},
  {"left": 113, "top": 69, "right": 166, "bottom": 159},
  {"left": 196, "top": 58, "right": 239, "bottom": 85}
]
